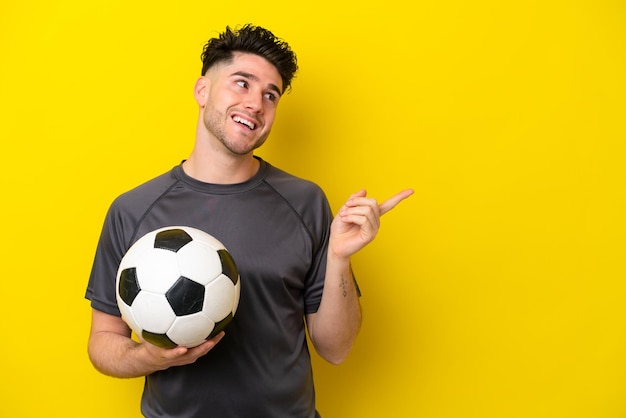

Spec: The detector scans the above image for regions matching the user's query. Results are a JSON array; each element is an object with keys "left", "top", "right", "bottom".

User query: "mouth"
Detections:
[{"left": 232, "top": 115, "right": 256, "bottom": 130}]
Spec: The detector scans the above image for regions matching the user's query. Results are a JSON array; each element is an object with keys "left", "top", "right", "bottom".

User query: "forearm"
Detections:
[
  {"left": 88, "top": 309, "right": 223, "bottom": 377},
  {"left": 88, "top": 309, "right": 171, "bottom": 378},
  {"left": 308, "top": 253, "right": 362, "bottom": 365},
  {"left": 88, "top": 330, "right": 160, "bottom": 378}
]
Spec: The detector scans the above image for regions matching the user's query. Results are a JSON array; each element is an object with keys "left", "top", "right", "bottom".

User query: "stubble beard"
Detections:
[{"left": 203, "top": 108, "right": 269, "bottom": 156}]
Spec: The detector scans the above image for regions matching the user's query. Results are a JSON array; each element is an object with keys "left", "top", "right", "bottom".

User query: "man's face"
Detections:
[{"left": 199, "top": 52, "right": 283, "bottom": 156}]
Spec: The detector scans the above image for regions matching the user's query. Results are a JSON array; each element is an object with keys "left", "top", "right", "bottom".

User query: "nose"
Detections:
[{"left": 243, "top": 92, "right": 263, "bottom": 113}]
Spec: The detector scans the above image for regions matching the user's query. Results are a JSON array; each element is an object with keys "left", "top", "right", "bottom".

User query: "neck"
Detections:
[{"left": 182, "top": 150, "right": 260, "bottom": 184}]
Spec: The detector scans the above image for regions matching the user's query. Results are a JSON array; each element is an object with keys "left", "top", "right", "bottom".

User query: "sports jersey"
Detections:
[{"left": 85, "top": 157, "right": 332, "bottom": 417}]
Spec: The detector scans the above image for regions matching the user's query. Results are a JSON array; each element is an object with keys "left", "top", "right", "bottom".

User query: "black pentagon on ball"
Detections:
[
  {"left": 154, "top": 228, "right": 193, "bottom": 252},
  {"left": 166, "top": 276, "right": 205, "bottom": 316},
  {"left": 118, "top": 267, "right": 141, "bottom": 306},
  {"left": 218, "top": 249, "right": 239, "bottom": 285},
  {"left": 142, "top": 330, "right": 177, "bottom": 349}
]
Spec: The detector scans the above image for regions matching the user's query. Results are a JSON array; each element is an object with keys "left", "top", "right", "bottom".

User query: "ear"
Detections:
[{"left": 194, "top": 76, "right": 209, "bottom": 107}]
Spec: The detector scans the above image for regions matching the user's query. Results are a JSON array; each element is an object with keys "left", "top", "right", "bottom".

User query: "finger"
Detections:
[
  {"left": 142, "top": 339, "right": 188, "bottom": 360},
  {"left": 163, "top": 345, "right": 189, "bottom": 358},
  {"left": 349, "top": 189, "right": 367, "bottom": 199},
  {"left": 340, "top": 197, "right": 380, "bottom": 228},
  {"left": 341, "top": 190, "right": 367, "bottom": 208},
  {"left": 379, "top": 189, "right": 414, "bottom": 216},
  {"left": 340, "top": 201, "right": 379, "bottom": 224},
  {"left": 185, "top": 333, "right": 224, "bottom": 357},
  {"left": 207, "top": 331, "right": 225, "bottom": 346},
  {"left": 342, "top": 196, "right": 378, "bottom": 212}
]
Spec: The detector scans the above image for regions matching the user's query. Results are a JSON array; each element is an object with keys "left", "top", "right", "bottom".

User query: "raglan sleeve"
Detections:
[{"left": 84, "top": 200, "right": 130, "bottom": 316}]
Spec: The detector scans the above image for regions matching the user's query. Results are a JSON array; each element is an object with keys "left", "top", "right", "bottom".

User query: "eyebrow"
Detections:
[{"left": 230, "top": 71, "right": 282, "bottom": 96}]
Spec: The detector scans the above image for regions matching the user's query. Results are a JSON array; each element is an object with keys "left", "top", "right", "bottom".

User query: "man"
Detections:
[{"left": 86, "top": 24, "right": 413, "bottom": 417}]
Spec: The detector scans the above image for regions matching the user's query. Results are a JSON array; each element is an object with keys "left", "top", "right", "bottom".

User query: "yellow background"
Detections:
[{"left": 1, "top": 1, "right": 625, "bottom": 417}]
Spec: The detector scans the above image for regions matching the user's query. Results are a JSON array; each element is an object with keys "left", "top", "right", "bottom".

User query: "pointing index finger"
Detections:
[{"left": 379, "top": 189, "right": 414, "bottom": 216}]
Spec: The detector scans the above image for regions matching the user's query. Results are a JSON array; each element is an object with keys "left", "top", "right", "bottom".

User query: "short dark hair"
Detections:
[{"left": 200, "top": 24, "right": 298, "bottom": 93}]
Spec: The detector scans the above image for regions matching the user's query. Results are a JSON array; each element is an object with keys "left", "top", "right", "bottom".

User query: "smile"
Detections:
[{"left": 233, "top": 115, "right": 256, "bottom": 130}]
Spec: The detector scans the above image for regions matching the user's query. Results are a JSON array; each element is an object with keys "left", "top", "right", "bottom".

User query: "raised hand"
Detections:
[{"left": 329, "top": 188, "right": 414, "bottom": 259}]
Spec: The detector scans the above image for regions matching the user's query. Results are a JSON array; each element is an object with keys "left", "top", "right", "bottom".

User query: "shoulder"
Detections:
[
  {"left": 110, "top": 167, "right": 179, "bottom": 215},
  {"left": 103, "top": 167, "right": 181, "bottom": 240},
  {"left": 263, "top": 162, "right": 326, "bottom": 201},
  {"left": 261, "top": 161, "right": 332, "bottom": 226}
]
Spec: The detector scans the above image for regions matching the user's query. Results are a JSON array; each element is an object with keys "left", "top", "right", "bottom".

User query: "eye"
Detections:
[
  {"left": 264, "top": 92, "right": 277, "bottom": 102},
  {"left": 236, "top": 80, "right": 248, "bottom": 89}
]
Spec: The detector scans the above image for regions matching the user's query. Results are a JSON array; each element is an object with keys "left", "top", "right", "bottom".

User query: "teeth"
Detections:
[{"left": 233, "top": 116, "right": 255, "bottom": 130}]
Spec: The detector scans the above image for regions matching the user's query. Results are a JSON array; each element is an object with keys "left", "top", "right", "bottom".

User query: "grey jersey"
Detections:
[{"left": 86, "top": 157, "right": 332, "bottom": 417}]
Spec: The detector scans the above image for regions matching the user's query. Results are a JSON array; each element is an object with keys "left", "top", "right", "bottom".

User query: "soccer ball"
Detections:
[{"left": 115, "top": 226, "right": 240, "bottom": 348}]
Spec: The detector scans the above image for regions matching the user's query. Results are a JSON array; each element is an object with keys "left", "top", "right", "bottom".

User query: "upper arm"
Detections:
[{"left": 90, "top": 309, "right": 131, "bottom": 339}]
